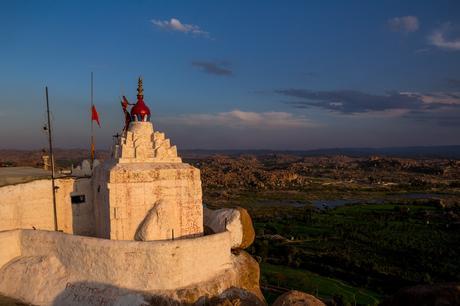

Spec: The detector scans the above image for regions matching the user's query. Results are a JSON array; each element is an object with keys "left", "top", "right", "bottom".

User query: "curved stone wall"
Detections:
[
  {"left": 0, "top": 229, "right": 232, "bottom": 291},
  {"left": 0, "top": 230, "right": 20, "bottom": 269}
]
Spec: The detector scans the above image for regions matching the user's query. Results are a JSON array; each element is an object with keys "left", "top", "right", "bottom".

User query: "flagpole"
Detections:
[
  {"left": 45, "top": 86, "right": 58, "bottom": 231},
  {"left": 90, "top": 72, "right": 94, "bottom": 169}
]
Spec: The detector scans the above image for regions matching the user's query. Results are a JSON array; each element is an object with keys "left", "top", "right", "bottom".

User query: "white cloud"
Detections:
[
  {"left": 159, "top": 110, "right": 317, "bottom": 129},
  {"left": 338, "top": 108, "right": 413, "bottom": 119},
  {"left": 417, "top": 92, "right": 460, "bottom": 105},
  {"left": 327, "top": 91, "right": 460, "bottom": 119},
  {"left": 388, "top": 16, "right": 419, "bottom": 33},
  {"left": 428, "top": 23, "right": 460, "bottom": 51},
  {"left": 151, "top": 18, "right": 209, "bottom": 37}
]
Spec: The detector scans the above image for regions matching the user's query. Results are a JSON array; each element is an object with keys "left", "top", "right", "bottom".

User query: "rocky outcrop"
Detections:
[
  {"left": 168, "top": 250, "right": 265, "bottom": 305},
  {"left": 196, "top": 154, "right": 460, "bottom": 191},
  {"left": 231, "top": 251, "right": 265, "bottom": 302},
  {"left": 134, "top": 200, "right": 177, "bottom": 241},
  {"left": 237, "top": 208, "right": 256, "bottom": 249},
  {"left": 272, "top": 290, "right": 325, "bottom": 306},
  {"left": 134, "top": 204, "right": 158, "bottom": 241},
  {"left": 196, "top": 287, "right": 264, "bottom": 306},
  {"left": 0, "top": 255, "right": 68, "bottom": 305},
  {"left": 0, "top": 251, "right": 266, "bottom": 306},
  {"left": 0, "top": 229, "right": 264, "bottom": 306},
  {"left": 203, "top": 207, "right": 255, "bottom": 249}
]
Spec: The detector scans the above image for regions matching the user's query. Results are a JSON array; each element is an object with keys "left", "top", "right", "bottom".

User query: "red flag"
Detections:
[
  {"left": 121, "top": 96, "right": 129, "bottom": 111},
  {"left": 91, "top": 105, "right": 100, "bottom": 127}
]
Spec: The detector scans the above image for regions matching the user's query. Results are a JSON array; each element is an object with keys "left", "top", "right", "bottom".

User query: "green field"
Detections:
[
  {"left": 245, "top": 197, "right": 460, "bottom": 305},
  {"left": 197, "top": 154, "right": 460, "bottom": 305},
  {"left": 261, "top": 263, "right": 381, "bottom": 305}
]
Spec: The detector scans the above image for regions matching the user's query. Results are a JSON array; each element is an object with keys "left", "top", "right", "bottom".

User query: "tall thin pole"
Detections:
[
  {"left": 45, "top": 86, "right": 58, "bottom": 231},
  {"left": 90, "top": 72, "right": 94, "bottom": 169}
]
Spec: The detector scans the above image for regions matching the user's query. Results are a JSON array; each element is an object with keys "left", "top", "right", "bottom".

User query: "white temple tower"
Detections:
[{"left": 93, "top": 78, "right": 203, "bottom": 240}]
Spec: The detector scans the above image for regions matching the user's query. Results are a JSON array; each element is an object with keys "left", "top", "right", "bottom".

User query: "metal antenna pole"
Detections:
[
  {"left": 45, "top": 86, "right": 58, "bottom": 231},
  {"left": 90, "top": 72, "right": 94, "bottom": 169}
]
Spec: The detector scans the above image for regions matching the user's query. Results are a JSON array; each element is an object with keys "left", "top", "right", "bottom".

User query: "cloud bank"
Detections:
[
  {"left": 160, "top": 110, "right": 316, "bottom": 129},
  {"left": 277, "top": 88, "right": 460, "bottom": 127},
  {"left": 404, "top": 109, "right": 460, "bottom": 127},
  {"left": 428, "top": 23, "right": 460, "bottom": 51},
  {"left": 151, "top": 18, "right": 209, "bottom": 37},
  {"left": 277, "top": 89, "right": 460, "bottom": 113},
  {"left": 388, "top": 16, "right": 419, "bottom": 33},
  {"left": 192, "top": 61, "right": 233, "bottom": 76}
]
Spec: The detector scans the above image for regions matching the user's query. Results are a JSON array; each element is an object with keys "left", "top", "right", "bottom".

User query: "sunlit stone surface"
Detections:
[
  {"left": 0, "top": 79, "right": 264, "bottom": 306},
  {"left": 94, "top": 120, "right": 203, "bottom": 241}
]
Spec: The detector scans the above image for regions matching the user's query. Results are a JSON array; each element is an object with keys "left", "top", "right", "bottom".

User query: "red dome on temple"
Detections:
[
  {"left": 130, "top": 77, "right": 151, "bottom": 122},
  {"left": 131, "top": 98, "right": 151, "bottom": 121}
]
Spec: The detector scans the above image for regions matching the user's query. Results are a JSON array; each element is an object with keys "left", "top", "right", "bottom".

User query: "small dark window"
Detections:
[{"left": 71, "top": 195, "right": 86, "bottom": 204}]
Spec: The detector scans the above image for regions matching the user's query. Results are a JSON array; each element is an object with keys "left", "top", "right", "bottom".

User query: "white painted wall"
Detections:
[
  {"left": 93, "top": 162, "right": 203, "bottom": 241},
  {"left": 0, "top": 229, "right": 232, "bottom": 291},
  {"left": 0, "top": 178, "right": 94, "bottom": 235}
]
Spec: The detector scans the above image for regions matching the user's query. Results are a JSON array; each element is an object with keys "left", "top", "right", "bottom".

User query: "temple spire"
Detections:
[
  {"left": 137, "top": 77, "right": 143, "bottom": 97},
  {"left": 130, "top": 77, "right": 151, "bottom": 122}
]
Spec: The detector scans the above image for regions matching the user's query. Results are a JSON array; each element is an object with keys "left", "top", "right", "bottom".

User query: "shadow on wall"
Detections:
[
  {"left": 0, "top": 294, "right": 29, "bottom": 306},
  {"left": 52, "top": 281, "right": 264, "bottom": 306},
  {"left": 52, "top": 281, "right": 150, "bottom": 306},
  {"left": 68, "top": 178, "right": 96, "bottom": 237}
]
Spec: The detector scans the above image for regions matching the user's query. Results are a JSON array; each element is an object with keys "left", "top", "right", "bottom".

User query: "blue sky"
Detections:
[{"left": 1, "top": 0, "right": 460, "bottom": 150}]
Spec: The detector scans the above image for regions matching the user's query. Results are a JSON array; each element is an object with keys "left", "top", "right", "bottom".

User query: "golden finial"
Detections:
[{"left": 137, "top": 76, "right": 143, "bottom": 96}]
